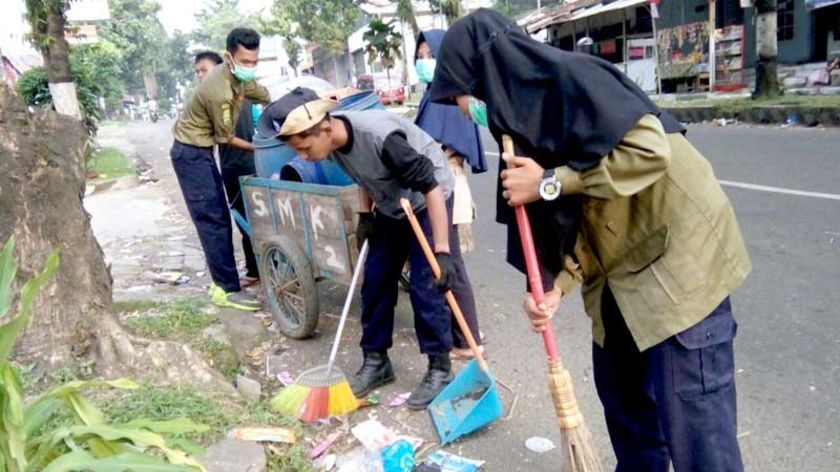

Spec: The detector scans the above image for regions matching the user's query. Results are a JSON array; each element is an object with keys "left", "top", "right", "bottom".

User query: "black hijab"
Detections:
[{"left": 429, "top": 8, "right": 683, "bottom": 280}]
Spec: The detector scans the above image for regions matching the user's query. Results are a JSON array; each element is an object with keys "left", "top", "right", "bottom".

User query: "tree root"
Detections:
[{"left": 96, "top": 315, "right": 238, "bottom": 397}]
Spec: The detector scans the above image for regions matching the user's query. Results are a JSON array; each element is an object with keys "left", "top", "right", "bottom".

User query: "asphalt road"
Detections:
[{"left": 127, "top": 120, "right": 840, "bottom": 471}]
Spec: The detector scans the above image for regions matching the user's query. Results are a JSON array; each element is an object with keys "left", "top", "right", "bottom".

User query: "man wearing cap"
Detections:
[
  {"left": 171, "top": 28, "right": 270, "bottom": 311},
  {"left": 259, "top": 87, "right": 474, "bottom": 408}
]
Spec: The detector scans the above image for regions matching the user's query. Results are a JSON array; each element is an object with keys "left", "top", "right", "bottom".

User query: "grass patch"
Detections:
[
  {"left": 115, "top": 299, "right": 162, "bottom": 313},
  {"left": 102, "top": 384, "right": 230, "bottom": 445},
  {"left": 122, "top": 298, "right": 216, "bottom": 339},
  {"left": 32, "top": 384, "right": 311, "bottom": 470},
  {"left": 86, "top": 146, "right": 135, "bottom": 181}
]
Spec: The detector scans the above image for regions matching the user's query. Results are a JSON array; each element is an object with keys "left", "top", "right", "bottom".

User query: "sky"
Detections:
[
  {"left": 2, "top": 0, "right": 269, "bottom": 58},
  {"left": 156, "top": 0, "right": 266, "bottom": 34}
]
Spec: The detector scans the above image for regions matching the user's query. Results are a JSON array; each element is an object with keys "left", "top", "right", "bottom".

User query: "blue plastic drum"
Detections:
[{"left": 253, "top": 91, "right": 384, "bottom": 185}]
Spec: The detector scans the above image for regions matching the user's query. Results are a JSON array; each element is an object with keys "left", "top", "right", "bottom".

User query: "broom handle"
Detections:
[
  {"left": 502, "top": 135, "right": 560, "bottom": 362},
  {"left": 399, "top": 198, "right": 490, "bottom": 373},
  {"left": 327, "top": 239, "right": 369, "bottom": 372}
]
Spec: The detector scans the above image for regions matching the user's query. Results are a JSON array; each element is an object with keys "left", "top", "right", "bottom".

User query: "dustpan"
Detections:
[
  {"left": 399, "top": 198, "right": 504, "bottom": 445},
  {"left": 428, "top": 358, "right": 504, "bottom": 444}
]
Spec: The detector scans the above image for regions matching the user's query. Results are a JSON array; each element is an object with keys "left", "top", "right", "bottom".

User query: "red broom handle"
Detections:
[{"left": 502, "top": 135, "right": 560, "bottom": 362}]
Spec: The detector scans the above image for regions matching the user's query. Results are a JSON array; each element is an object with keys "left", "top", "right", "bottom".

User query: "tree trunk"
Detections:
[
  {"left": 344, "top": 48, "right": 353, "bottom": 87},
  {"left": 42, "top": 2, "right": 81, "bottom": 118},
  {"left": 753, "top": 0, "right": 781, "bottom": 98},
  {"left": 143, "top": 73, "right": 158, "bottom": 100},
  {"left": 0, "top": 85, "right": 234, "bottom": 394}
]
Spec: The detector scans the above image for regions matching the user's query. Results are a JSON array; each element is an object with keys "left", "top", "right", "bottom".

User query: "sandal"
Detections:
[
  {"left": 450, "top": 344, "right": 486, "bottom": 361},
  {"left": 240, "top": 276, "right": 260, "bottom": 288}
]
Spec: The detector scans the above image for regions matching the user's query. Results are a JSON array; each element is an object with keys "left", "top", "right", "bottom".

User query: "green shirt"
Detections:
[
  {"left": 173, "top": 65, "right": 270, "bottom": 147},
  {"left": 552, "top": 114, "right": 751, "bottom": 350}
]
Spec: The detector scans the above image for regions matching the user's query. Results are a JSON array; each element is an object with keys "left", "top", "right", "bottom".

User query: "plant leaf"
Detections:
[
  {"left": 28, "top": 378, "right": 138, "bottom": 419},
  {"left": 42, "top": 450, "right": 198, "bottom": 472},
  {"left": 0, "top": 236, "right": 17, "bottom": 318},
  {"left": 22, "top": 397, "right": 60, "bottom": 438},
  {"left": 1, "top": 363, "right": 27, "bottom": 470},
  {"left": 0, "top": 247, "right": 59, "bottom": 361},
  {"left": 164, "top": 437, "right": 205, "bottom": 457},
  {"left": 16, "top": 248, "right": 60, "bottom": 320},
  {"left": 42, "top": 424, "right": 207, "bottom": 471},
  {"left": 125, "top": 418, "right": 210, "bottom": 435},
  {"left": 66, "top": 392, "right": 106, "bottom": 425},
  {"left": 0, "top": 315, "right": 30, "bottom": 365}
]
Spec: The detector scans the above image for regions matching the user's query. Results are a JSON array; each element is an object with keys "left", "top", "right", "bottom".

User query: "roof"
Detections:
[{"left": 522, "top": 0, "right": 649, "bottom": 33}]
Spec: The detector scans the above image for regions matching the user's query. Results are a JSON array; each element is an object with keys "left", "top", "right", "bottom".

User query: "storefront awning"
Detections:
[
  {"left": 806, "top": 0, "right": 840, "bottom": 9},
  {"left": 568, "top": 0, "right": 649, "bottom": 22}
]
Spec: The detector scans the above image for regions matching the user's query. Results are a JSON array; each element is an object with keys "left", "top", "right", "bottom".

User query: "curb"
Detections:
[
  {"left": 85, "top": 174, "right": 140, "bottom": 196},
  {"left": 663, "top": 105, "right": 840, "bottom": 126}
]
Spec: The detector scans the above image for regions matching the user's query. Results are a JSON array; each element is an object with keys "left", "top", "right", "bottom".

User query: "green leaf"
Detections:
[
  {"left": 0, "top": 236, "right": 17, "bottom": 318},
  {"left": 125, "top": 418, "right": 210, "bottom": 435},
  {"left": 0, "top": 315, "right": 29, "bottom": 364},
  {"left": 86, "top": 436, "right": 125, "bottom": 458},
  {"left": 39, "top": 424, "right": 206, "bottom": 471},
  {"left": 0, "top": 247, "right": 59, "bottom": 362},
  {"left": 164, "top": 437, "right": 205, "bottom": 457},
  {"left": 43, "top": 450, "right": 198, "bottom": 472},
  {"left": 16, "top": 248, "right": 60, "bottom": 320},
  {"left": 1, "top": 363, "right": 27, "bottom": 470},
  {"left": 22, "top": 397, "right": 60, "bottom": 438},
  {"left": 66, "top": 392, "right": 105, "bottom": 425},
  {"left": 46, "top": 378, "right": 139, "bottom": 399},
  {"left": 29, "top": 378, "right": 138, "bottom": 416}
]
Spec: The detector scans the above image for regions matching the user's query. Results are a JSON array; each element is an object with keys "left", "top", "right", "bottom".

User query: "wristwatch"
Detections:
[{"left": 539, "top": 168, "right": 562, "bottom": 201}]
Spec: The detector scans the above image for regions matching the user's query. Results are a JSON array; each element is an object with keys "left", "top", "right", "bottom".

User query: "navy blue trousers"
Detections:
[
  {"left": 360, "top": 200, "right": 477, "bottom": 355},
  {"left": 593, "top": 287, "right": 743, "bottom": 472},
  {"left": 221, "top": 164, "right": 258, "bottom": 279},
  {"left": 170, "top": 141, "right": 240, "bottom": 293}
]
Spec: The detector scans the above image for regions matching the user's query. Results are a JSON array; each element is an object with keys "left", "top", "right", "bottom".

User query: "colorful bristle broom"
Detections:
[{"left": 271, "top": 240, "right": 369, "bottom": 422}]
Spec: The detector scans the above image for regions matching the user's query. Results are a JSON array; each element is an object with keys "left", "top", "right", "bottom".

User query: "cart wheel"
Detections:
[{"left": 259, "top": 236, "right": 319, "bottom": 339}]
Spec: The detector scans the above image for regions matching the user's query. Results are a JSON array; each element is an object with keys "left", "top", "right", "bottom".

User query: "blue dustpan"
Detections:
[
  {"left": 398, "top": 197, "right": 504, "bottom": 444},
  {"left": 428, "top": 358, "right": 504, "bottom": 445}
]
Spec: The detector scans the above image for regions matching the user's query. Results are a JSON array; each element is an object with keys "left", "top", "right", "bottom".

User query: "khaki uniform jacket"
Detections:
[
  {"left": 554, "top": 114, "right": 751, "bottom": 351},
  {"left": 173, "top": 65, "right": 270, "bottom": 148}
]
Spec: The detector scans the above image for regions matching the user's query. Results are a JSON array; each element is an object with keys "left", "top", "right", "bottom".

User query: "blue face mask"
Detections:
[
  {"left": 468, "top": 97, "right": 489, "bottom": 128},
  {"left": 232, "top": 64, "right": 257, "bottom": 82},
  {"left": 415, "top": 58, "right": 436, "bottom": 84},
  {"left": 227, "top": 53, "right": 257, "bottom": 82}
]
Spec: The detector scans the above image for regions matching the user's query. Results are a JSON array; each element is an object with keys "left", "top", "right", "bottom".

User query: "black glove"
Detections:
[
  {"left": 355, "top": 212, "right": 375, "bottom": 251},
  {"left": 434, "top": 252, "right": 456, "bottom": 293}
]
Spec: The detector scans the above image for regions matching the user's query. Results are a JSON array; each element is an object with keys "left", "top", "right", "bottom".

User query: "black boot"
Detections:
[
  {"left": 349, "top": 351, "right": 395, "bottom": 398},
  {"left": 407, "top": 353, "right": 453, "bottom": 410}
]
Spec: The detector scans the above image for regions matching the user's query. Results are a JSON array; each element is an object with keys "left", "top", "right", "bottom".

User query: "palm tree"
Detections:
[
  {"left": 396, "top": 0, "right": 419, "bottom": 36},
  {"left": 363, "top": 17, "right": 403, "bottom": 83}
]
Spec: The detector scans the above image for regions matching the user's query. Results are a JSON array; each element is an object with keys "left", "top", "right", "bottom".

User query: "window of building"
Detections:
[{"left": 777, "top": 0, "right": 795, "bottom": 42}]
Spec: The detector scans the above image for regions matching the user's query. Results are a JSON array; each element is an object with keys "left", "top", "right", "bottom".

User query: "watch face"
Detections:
[{"left": 540, "top": 178, "right": 561, "bottom": 201}]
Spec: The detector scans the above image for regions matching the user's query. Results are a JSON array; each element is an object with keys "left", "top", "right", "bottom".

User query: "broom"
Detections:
[
  {"left": 502, "top": 135, "right": 603, "bottom": 472},
  {"left": 271, "top": 240, "right": 369, "bottom": 422}
]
